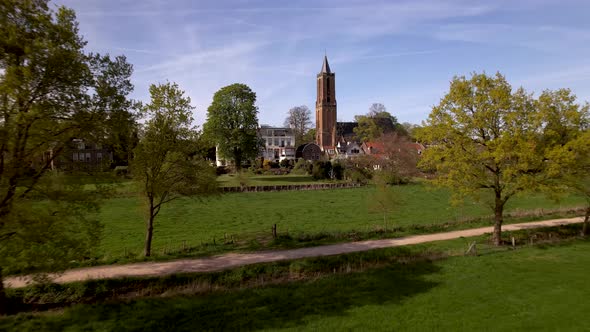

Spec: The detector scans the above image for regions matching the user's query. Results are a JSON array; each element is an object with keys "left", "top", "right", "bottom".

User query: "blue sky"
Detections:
[{"left": 55, "top": 0, "right": 590, "bottom": 127}]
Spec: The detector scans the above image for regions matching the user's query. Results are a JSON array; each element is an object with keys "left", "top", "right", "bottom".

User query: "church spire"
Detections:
[{"left": 320, "top": 55, "right": 331, "bottom": 74}]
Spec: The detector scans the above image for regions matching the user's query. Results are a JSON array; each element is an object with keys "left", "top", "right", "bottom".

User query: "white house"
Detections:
[{"left": 259, "top": 126, "right": 296, "bottom": 162}]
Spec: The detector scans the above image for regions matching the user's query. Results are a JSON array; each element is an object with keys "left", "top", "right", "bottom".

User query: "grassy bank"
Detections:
[{"left": 2, "top": 226, "right": 588, "bottom": 331}]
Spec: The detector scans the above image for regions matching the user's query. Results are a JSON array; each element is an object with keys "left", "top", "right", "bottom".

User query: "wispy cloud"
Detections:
[
  {"left": 55, "top": 0, "right": 590, "bottom": 125},
  {"left": 135, "top": 41, "right": 268, "bottom": 75},
  {"left": 433, "top": 23, "right": 590, "bottom": 53}
]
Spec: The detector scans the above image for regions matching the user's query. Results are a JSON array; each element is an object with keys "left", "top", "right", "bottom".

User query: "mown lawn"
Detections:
[
  {"left": 96, "top": 182, "right": 585, "bottom": 260},
  {"left": 3, "top": 237, "right": 589, "bottom": 331}
]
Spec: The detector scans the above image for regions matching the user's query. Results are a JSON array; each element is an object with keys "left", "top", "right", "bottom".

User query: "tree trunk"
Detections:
[
  {"left": 234, "top": 148, "right": 242, "bottom": 172},
  {"left": 144, "top": 214, "right": 154, "bottom": 257},
  {"left": 492, "top": 195, "right": 504, "bottom": 246},
  {"left": 582, "top": 206, "right": 590, "bottom": 236},
  {"left": 0, "top": 267, "right": 5, "bottom": 316}
]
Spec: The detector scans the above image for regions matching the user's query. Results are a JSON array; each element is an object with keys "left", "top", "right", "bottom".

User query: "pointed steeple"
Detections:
[{"left": 320, "top": 55, "right": 331, "bottom": 74}]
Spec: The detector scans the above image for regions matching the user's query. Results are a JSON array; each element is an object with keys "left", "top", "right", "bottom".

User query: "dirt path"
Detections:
[{"left": 5, "top": 217, "right": 584, "bottom": 288}]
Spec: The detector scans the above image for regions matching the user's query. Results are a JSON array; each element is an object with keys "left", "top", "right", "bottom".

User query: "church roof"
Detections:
[{"left": 320, "top": 55, "right": 331, "bottom": 74}]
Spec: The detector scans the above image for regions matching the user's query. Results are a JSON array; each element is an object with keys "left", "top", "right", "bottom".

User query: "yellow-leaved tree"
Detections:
[{"left": 417, "top": 73, "right": 588, "bottom": 245}]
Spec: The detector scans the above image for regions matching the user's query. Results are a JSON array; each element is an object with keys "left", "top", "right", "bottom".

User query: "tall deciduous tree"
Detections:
[
  {"left": 543, "top": 93, "right": 590, "bottom": 235},
  {"left": 417, "top": 73, "right": 586, "bottom": 245},
  {"left": 88, "top": 53, "right": 138, "bottom": 166},
  {"left": 132, "top": 82, "right": 216, "bottom": 257},
  {"left": 380, "top": 133, "right": 420, "bottom": 184},
  {"left": 284, "top": 105, "right": 312, "bottom": 146},
  {"left": 204, "top": 83, "right": 260, "bottom": 170},
  {"left": 354, "top": 103, "right": 404, "bottom": 142},
  {"left": 0, "top": 0, "right": 126, "bottom": 312}
]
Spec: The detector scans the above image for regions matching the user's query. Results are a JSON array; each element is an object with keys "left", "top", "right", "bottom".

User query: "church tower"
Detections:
[{"left": 316, "top": 55, "right": 337, "bottom": 149}]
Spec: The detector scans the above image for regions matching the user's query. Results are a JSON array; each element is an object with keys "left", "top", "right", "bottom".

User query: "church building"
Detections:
[
  {"left": 315, "top": 55, "right": 337, "bottom": 153},
  {"left": 313, "top": 56, "right": 362, "bottom": 159}
]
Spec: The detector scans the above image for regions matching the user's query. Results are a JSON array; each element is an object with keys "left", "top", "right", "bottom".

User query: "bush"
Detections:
[
  {"left": 345, "top": 167, "right": 372, "bottom": 184},
  {"left": 312, "top": 161, "right": 332, "bottom": 180},
  {"left": 332, "top": 162, "right": 344, "bottom": 180},
  {"left": 113, "top": 166, "right": 128, "bottom": 177},
  {"left": 216, "top": 166, "right": 229, "bottom": 176},
  {"left": 263, "top": 160, "right": 280, "bottom": 170},
  {"left": 279, "top": 159, "right": 294, "bottom": 169},
  {"left": 292, "top": 158, "right": 310, "bottom": 175}
]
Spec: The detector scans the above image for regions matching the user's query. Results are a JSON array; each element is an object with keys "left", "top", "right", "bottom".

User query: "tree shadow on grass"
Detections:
[{"left": 1, "top": 261, "right": 441, "bottom": 331}]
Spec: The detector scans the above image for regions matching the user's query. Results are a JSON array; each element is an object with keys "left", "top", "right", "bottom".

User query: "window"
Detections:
[
  {"left": 73, "top": 152, "right": 78, "bottom": 161},
  {"left": 268, "top": 138, "right": 272, "bottom": 146},
  {"left": 287, "top": 139, "right": 291, "bottom": 147},
  {"left": 274, "top": 138, "right": 279, "bottom": 146},
  {"left": 86, "top": 153, "right": 91, "bottom": 162},
  {"left": 97, "top": 152, "right": 102, "bottom": 162},
  {"left": 280, "top": 139, "right": 285, "bottom": 147}
]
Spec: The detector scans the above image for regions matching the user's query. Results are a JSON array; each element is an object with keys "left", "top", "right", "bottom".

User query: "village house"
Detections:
[{"left": 258, "top": 126, "right": 296, "bottom": 162}]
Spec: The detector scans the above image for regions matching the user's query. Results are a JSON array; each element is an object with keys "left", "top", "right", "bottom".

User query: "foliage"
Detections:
[
  {"left": 545, "top": 103, "right": 590, "bottom": 234},
  {"left": 0, "top": 0, "right": 133, "bottom": 312},
  {"left": 342, "top": 155, "right": 375, "bottom": 184},
  {"left": 87, "top": 53, "right": 138, "bottom": 166},
  {"left": 293, "top": 158, "right": 312, "bottom": 175},
  {"left": 311, "top": 161, "right": 332, "bottom": 180},
  {"left": 301, "top": 128, "right": 316, "bottom": 145},
  {"left": 368, "top": 173, "right": 401, "bottom": 230},
  {"left": 353, "top": 103, "right": 403, "bottom": 142},
  {"left": 284, "top": 105, "right": 312, "bottom": 146},
  {"left": 400, "top": 122, "right": 421, "bottom": 139},
  {"left": 203, "top": 83, "right": 260, "bottom": 170},
  {"left": 379, "top": 132, "right": 420, "bottom": 184},
  {"left": 332, "top": 162, "right": 344, "bottom": 180},
  {"left": 263, "top": 160, "right": 279, "bottom": 170},
  {"left": 1, "top": 174, "right": 103, "bottom": 275},
  {"left": 132, "top": 82, "right": 217, "bottom": 256},
  {"left": 417, "top": 72, "right": 588, "bottom": 245}
]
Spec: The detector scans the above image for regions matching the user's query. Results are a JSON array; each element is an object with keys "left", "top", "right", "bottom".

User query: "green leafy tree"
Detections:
[
  {"left": 354, "top": 103, "right": 403, "bottom": 142},
  {"left": 0, "top": 0, "right": 126, "bottom": 312},
  {"left": 368, "top": 173, "right": 400, "bottom": 231},
  {"left": 132, "top": 82, "right": 217, "bottom": 257},
  {"left": 204, "top": 83, "right": 260, "bottom": 171},
  {"left": 284, "top": 105, "right": 312, "bottom": 146},
  {"left": 417, "top": 73, "right": 587, "bottom": 245},
  {"left": 88, "top": 53, "right": 138, "bottom": 166},
  {"left": 543, "top": 92, "right": 590, "bottom": 235},
  {"left": 301, "top": 128, "right": 316, "bottom": 145}
]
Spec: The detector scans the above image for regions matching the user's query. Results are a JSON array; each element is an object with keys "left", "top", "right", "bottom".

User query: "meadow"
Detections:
[
  {"left": 216, "top": 174, "right": 336, "bottom": 187},
  {"left": 95, "top": 180, "right": 586, "bottom": 262},
  {"left": 3, "top": 231, "right": 589, "bottom": 331}
]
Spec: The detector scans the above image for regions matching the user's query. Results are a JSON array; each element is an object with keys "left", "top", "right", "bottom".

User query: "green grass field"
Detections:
[
  {"left": 3, "top": 235, "right": 589, "bottom": 331},
  {"left": 93, "top": 182, "right": 586, "bottom": 263},
  {"left": 216, "top": 174, "right": 337, "bottom": 187}
]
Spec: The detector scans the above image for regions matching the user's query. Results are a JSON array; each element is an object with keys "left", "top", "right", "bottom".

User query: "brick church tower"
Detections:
[{"left": 316, "top": 55, "right": 337, "bottom": 149}]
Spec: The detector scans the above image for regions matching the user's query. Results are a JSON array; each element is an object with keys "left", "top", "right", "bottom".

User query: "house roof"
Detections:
[{"left": 361, "top": 141, "right": 386, "bottom": 158}]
